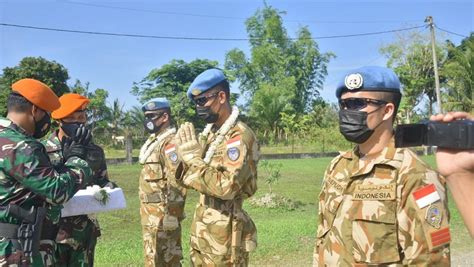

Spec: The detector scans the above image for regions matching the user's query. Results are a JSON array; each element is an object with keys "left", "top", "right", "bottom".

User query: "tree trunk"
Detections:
[{"left": 125, "top": 132, "right": 133, "bottom": 164}]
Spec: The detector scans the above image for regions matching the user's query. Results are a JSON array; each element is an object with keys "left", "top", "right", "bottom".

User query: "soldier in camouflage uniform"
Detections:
[
  {"left": 175, "top": 69, "right": 259, "bottom": 266},
  {"left": 0, "top": 79, "right": 92, "bottom": 266},
  {"left": 138, "top": 98, "right": 186, "bottom": 267},
  {"left": 314, "top": 66, "right": 451, "bottom": 266},
  {"left": 42, "top": 93, "right": 115, "bottom": 267}
]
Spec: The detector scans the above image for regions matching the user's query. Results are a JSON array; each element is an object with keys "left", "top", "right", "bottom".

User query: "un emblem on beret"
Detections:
[
  {"left": 192, "top": 89, "right": 202, "bottom": 96},
  {"left": 227, "top": 147, "right": 240, "bottom": 161},
  {"left": 345, "top": 73, "right": 363, "bottom": 90},
  {"left": 147, "top": 102, "right": 156, "bottom": 110}
]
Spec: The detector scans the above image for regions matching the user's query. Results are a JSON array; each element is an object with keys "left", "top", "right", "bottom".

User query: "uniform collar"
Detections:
[
  {"left": 0, "top": 117, "right": 30, "bottom": 137},
  {"left": 340, "top": 137, "right": 403, "bottom": 178}
]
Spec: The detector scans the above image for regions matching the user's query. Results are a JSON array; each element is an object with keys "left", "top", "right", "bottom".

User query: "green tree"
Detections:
[
  {"left": 225, "top": 4, "right": 332, "bottom": 139},
  {"left": 0, "top": 56, "right": 70, "bottom": 115},
  {"left": 131, "top": 59, "right": 222, "bottom": 127},
  {"left": 108, "top": 98, "right": 125, "bottom": 140},
  {"left": 443, "top": 34, "right": 474, "bottom": 112},
  {"left": 380, "top": 32, "right": 447, "bottom": 122},
  {"left": 70, "top": 79, "right": 110, "bottom": 135}
]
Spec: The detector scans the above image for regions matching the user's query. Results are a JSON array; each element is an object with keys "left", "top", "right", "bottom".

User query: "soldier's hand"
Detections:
[
  {"left": 430, "top": 112, "right": 474, "bottom": 177},
  {"left": 72, "top": 125, "right": 92, "bottom": 145},
  {"left": 61, "top": 137, "right": 87, "bottom": 161},
  {"left": 176, "top": 122, "right": 202, "bottom": 164}
]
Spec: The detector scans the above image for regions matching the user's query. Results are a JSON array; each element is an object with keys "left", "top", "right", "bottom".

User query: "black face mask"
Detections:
[
  {"left": 33, "top": 112, "right": 51, "bottom": 139},
  {"left": 196, "top": 106, "right": 219, "bottom": 123},
  {"left": 61, "top": 122, "right": 83, "bottom": 137},
  {"left": 143, "top": 115, "right": 164, "bottom": 134},
  {"left": 338, "top": 107, "right": 384, "bottom": 144}
]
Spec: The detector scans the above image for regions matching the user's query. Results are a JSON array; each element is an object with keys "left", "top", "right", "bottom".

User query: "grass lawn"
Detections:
[{"left": 94, "top": 156, "right": 473, "bottom": 266}]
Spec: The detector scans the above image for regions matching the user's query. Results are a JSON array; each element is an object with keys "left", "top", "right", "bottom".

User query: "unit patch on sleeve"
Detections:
[
  {"left": 226, "top": 136, "right": 241, "bottom": 161},
  {"left": 165, "top": 144, "right": 178, "bottom": 163}
]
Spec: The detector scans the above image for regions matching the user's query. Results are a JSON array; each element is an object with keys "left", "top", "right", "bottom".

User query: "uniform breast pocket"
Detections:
[{"left": 351, "top": 200, "right": 400, "bottom": 264}]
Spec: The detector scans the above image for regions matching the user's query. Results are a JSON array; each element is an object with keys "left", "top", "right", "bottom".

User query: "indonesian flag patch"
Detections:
[
  {"left": 165, "top": 144, "right": 178, "bottom": 163},
  {"left": 412, "top": 184, "right": 440, "bottom": 209},
  {"left": 226, "top": 136, "right": 241, "bottom": 149},
  {"left": 430, "top": 227, "right": 450, "bottom": 247},
  {"left": 165, "top": 144, "right": 176, "bottom": 154}
]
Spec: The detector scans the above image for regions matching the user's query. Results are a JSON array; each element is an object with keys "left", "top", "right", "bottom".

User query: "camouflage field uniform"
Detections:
[
  {"left": 314, "top": 138, "right": 451, "bottom": 266},
  {"left": 0, "top": 118, "right": 92, "bottom": 267},
  {"left": 43, "top": 131, "right": 110, "bottom": 267},
  {"left": 139, "top": 128, "right": 186, "bottom": 267},
  {"left": 177, "top": 121, "right": 259, "bottom": 266}
]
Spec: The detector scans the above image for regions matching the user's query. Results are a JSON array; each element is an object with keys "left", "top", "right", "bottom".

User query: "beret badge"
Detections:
[
  {"left": 345, "top": 73, "right": 364, "bottom": 90},
  {"left": 147, "top": 102, "right": 156, "bottom": 109},
  {"left": 191, "top": 89, "right": 202, "bottom": 96}
]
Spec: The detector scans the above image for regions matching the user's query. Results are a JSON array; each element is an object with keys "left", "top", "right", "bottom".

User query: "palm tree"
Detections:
[{"left": 108, "top": 98, "right": 125, "bottom": 140}]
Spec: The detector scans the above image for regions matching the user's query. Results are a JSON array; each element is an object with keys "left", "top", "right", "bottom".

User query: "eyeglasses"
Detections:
[
  {"left": 193, "top": 92, "right": 219, "bottom": 106},
  {"left": 144, "top": 113, "right": 163, "bottom": 120},
  {"left": 339, "top": 98, "right": 387, "bottom": 110}
]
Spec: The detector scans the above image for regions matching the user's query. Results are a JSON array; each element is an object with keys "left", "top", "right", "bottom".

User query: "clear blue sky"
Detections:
[{"left": 0, "top": 0, "right": 472, "bottom": 110}]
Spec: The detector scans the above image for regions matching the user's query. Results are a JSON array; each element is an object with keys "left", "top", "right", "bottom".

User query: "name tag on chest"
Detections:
[{"left": 353, "top": 183, "right": 396, "bottom": 201}]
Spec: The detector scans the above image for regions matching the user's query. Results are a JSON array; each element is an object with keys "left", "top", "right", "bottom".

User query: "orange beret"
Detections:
[
  {"left": 11, "top": 78, "right": 60, "bottom": 112},
  {"left": 51, "top": 93, "right": 90, "bottom": 120}
]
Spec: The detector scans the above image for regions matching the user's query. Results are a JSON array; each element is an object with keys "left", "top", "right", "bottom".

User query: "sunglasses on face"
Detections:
[
  {"left": 193, "top": 92, "right": 219, "bottom": 106},
  {"left": 144, "top": 113, "right": 163, "bottom": 120},
  {"left": 339, "top": 98, "right": 387, "bottom": 111}
]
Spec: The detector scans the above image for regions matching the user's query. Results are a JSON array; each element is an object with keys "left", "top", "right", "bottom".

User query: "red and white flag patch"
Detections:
[
  {"left": 165, "top": 144, "right": 176, "bottom": 154},
  {"left": 413, "top": 184, "right": 441, "bottom": 209},
  {"left": 412, "top": 184, "right": 440, "bottom": 209},
  {"left": 430, "top": 227, "right": 450, "bottom": 247},
  {"left": 226, "top": 136, "right": 241, "bottom": 149}
]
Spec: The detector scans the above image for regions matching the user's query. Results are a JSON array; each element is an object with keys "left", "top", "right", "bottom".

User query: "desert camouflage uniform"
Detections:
[
  {"left": 139, "top": 128, "right": 186, "bottom": 267},
  {"left": 177, "top": 121, "right": 259, "bottom": 266},
  {"left": 314, "top": 138, "right": 451, "bottom": 266},
  {"left": 0, "top": 117, "right": 91, "bottom": 267},
  {"left": 43, "top": 131, "right": 110, "bottom": 267}
]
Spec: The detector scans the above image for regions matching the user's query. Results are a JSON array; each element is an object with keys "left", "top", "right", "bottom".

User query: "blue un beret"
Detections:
[
  {"left": 187, "top": 69, "right": 226, "bottom": 100},
  {"left": 336, "top": 66, "right": 401, "bottom": 99},
  {"left": 142, "top": 97, "right": 170, "bottom": 112}
]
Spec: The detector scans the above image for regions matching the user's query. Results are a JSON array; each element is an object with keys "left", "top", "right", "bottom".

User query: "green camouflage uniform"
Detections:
[
  {"left": 42, "top": 131, "right": 110, "bottom": 267},
  {"left": 177, "top": 121, "right": 259, "bottom": 266},
  {"left": 314, "top": 138, "right": 451, "bottom": 266},
  {"left": 139, "top": 129, "right": 186, "bottom": 267},
  {"left": 0, "top": 117, "right": 92, "bottom": 267}
]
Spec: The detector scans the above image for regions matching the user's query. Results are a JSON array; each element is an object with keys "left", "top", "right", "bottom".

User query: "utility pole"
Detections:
[{"left": 425, "top": 16, "right": 443, "bottom": 114}]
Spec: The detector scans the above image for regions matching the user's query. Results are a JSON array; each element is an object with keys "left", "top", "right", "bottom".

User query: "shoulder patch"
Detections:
[
  {"left": 425, "top": 205, "right": 442, "bottom": 229},
  {"left": 226, "top": 136, "right": 241, "bottom": 149},
  {"left": 413, "top": 184, "right": 440, "bottom": 209},
  {"left": 165, "top": 144, "right": 178, "bottom": 163},
  {"left": 430, "top": 227, "right": 450, "bottom": 247},
  {"left": 227, "top": 147, "right": 240, "bottom": 161}
]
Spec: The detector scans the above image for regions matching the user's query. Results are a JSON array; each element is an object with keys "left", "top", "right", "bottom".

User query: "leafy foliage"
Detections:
[
  {"left": 131, "top": 59, "right": 222, "bottom": 127},
  {"left": 225, "top": 4, "right": 333, "bottom": 139},
  {"left": 380, "top": 32, "right": 447, "bottom": 122},
  {"left": 0, "top": 57, "right": 70, "bottom": 115},
  {"left": 443, "top": 34, "right": 473, "bottom": 112}
]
